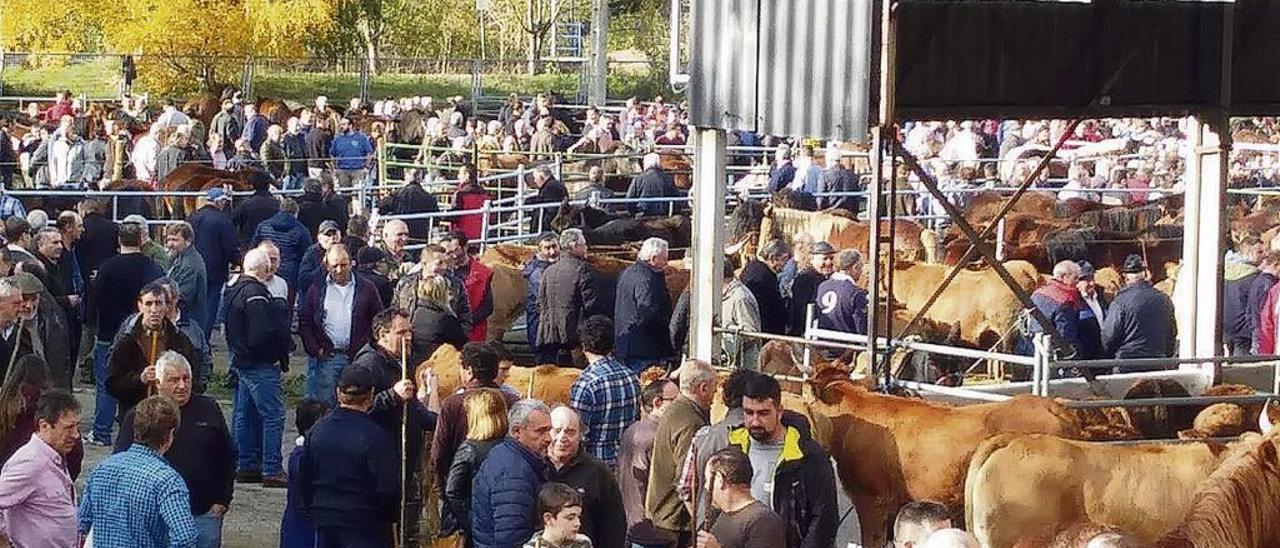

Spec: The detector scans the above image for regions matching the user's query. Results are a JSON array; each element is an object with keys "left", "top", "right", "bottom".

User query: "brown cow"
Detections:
[
  {"left": 803, "top": 369, "right": 1082, "bottom": 548},
  {"left": 886, "top": 260, "right": 1041, "bottom": 350},
  {"left": 412, "top": 344, "right": 581, "bottom": 404},
  {"left": 966, "top": 433, "right": 1250, "bottom": 547},
  {"left": 478, "top": 244, "right": 690, "bottom": 341},
  {"left": 761, "top": 206, "right": 937, "bottom": 263},
  {"left": 1152, "top": 427, "right": 1280, "bottom": 548}
]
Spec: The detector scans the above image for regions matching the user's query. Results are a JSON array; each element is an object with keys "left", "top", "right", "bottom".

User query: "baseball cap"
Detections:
[
  {"left": 356, "top": 245, "right": 387, "bottom": 268},
  {"left": 318, "top": 220, "right": 341, "bottom": 236},
  {"left": 205, "top": 188, "right": 231, "bottom": 202},
  {"left": 11, "top": 271, "right": 44, "bottom": 296},
  {"left": 337, "top": 367, "right": 375, "bottom": 395}
]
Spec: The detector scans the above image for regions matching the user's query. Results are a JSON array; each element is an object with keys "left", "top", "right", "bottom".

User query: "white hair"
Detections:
[
  {"left": 643, "top": 153, "right": 661, "bottom": 169},
  {"left": 508, "top": 399, "right": 551, "bottom": 435},
  {"left": 922, "top": 529, "right": 980, "bottom": 548},
  {"left": 26, "top": 210, "right": 49, "bottom": 232},
  {"left": 825, "top": 147, "right": 843, "bottom": 165},
  {"left": 1052, "top": 260, "right": 1081, "bottom": 280},
  {"left": 677, "top": 359, "right": 716, "bottom": 393},
  {"left": 559, "top": 228, "right": 586, "bottom": 250},
  {"left": 243, "top": 248, "right": 271, "bottom": 274},
  {"left": 637, "top": 237, "right": 669, "bottom": 262},
  {"left": 155, "top": 350, "right": 192, "bottom": 379}
]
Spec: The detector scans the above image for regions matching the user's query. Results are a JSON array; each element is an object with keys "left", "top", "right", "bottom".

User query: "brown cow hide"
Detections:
[
  {"left": 1153, "top": 430, "right": 1280, "bottom": 548},
  {"left": 761, "top": 206, "right": 934, "bottom": 262},
  {"left": 413, "top": 344, "right": 580, "bottom": 405},
  {"left": 805, "top": 371, "right": 1081, "bottom": 548},
  {"left": 886, "top": 260, "right": 1040, "bottom": 350}
]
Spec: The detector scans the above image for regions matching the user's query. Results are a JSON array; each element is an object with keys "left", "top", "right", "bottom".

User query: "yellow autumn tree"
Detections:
[
  {"left": 0, "top": 0, "right": 108, "bottom": 53},
  {"left": 99, "top": 0, "right": 334, "bottom": 94}
]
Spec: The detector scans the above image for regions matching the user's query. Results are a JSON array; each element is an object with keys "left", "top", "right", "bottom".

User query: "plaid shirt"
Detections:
[
  {"left": 78, "top": 444, "right": 198, "bottom": 548},
  {"left": 569, "top": 355, "right": 641, "bottom": 467}
]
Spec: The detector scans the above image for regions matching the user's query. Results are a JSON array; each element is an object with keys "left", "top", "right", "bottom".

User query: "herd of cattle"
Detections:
[{"left": 403, "top": 185, "right": 1280, "bottom": 548}]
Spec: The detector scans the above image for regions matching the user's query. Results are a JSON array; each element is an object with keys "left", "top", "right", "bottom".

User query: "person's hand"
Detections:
[
  {"left": 695, "top": 531, "right": 721, "bottom": 548},
  {"left": 67, "top": 295, "right": 81, "bottom": 307},
  {"left": 209, "top": 504, "right": 228, "bottom": 518},
  {"left": 140, "top": 366, "right": 156, "bottom": 384},
  {"left": 394, "top": 379, "right": 415, "bottom": 401}
]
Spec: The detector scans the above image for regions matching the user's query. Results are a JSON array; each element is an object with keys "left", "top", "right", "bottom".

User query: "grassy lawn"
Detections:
[{"left": 2, "top": 57, "right": 662, "bottom": 104}]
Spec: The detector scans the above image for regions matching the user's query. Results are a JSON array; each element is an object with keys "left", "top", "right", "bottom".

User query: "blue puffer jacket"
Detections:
[
  {"left": 471, "top": 439, "right": 547, "bottom": 548},
  {"left": 253, "top": 211, "right": 313, "bottom": 288},
  {"left": 522, "top": 258, "right": 553, "bottom": 347}
]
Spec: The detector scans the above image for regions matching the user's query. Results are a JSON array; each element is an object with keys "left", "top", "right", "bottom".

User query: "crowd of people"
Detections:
[{"left": 1, "top": 86, "right": 1271, "bottom": 548}]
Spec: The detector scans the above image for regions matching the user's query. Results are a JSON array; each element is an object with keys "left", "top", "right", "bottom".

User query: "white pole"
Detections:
[{"left": 689, "top": 128, "right": 727, "bottom": 364}]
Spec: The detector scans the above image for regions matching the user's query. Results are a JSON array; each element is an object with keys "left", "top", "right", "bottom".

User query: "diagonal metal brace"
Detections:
[{"left": 893, "top": 137, "right": 1076, "bottom": 359}]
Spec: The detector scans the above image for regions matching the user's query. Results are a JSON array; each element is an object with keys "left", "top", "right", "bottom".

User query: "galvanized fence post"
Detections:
[
  {"left": 471, "top": 60, "right": 482, "bottom": 104},
  {"left": 479, "top": 199, "right": 492, "bottom": 251},
  {"left": 241, "top": 56, "right": 254, "bottom": 97},
  {"left": 359, "top": 57, "right": 371, "bottom": 104},
  {"left": 516, "top": 165, "right": 527, "bottom": 239}
]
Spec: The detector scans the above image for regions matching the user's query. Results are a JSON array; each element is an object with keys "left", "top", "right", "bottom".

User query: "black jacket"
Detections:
[
  {"left": 443, "top": 438, "right": 500, "bottom": 538},
  {"left": 305, "top": 128, "right": 334, "bottom": 170},
  {"left": 726, "top": 428, "right": 837, "bottom": 548},
  {"left": 90, "top": 252, "right": 163, "bottom": 342},
  {"left": 613, "top": 261, "right": 673, "bottom": 361},
  {"left": 1076, "top": 291, "right": 1111, "bottom": 360},
  {"left": 189, "top": 205, "right": 239, "bottom": 284},
  {"left": 297, "top": 191, "right": 349, "bottom": 240},
  {"left": 670, "top": 289, "right": 691, "bottom": 356},
  {"left": 282, "top": 132, "right": 308, "bottom": 177},
  {"left": 625, "top": 167, "right": 678, "bottom": 217},
  {"left": 788, "top": 269, "right": 826, "bottom": 336},
  {"left": 378, "top": 183, "right": 439, "bottom": 243},
  {"left": 298, "top": 407, "right": 400, "bottom": 530},
  {"left": 740, "top": 260, "right": 787, "bottom": 335},
  {"left": 547, "top": 450, "right": 628, "bottom": 548},
  {"left": 230, "top": 188, "right": 280, "bottom": 250},
  {"left": 1102, "top": 281, "right": 1177, "bottom": 363},
  {"left": 529, "top": 179, "right": 568, "bottom": 232},
  {"left": 116, "top": 395, "right": 235, "bottom": 515},
  {"left": 223, "top": 275, "right": 291, "bottom": 367},
  {"left": 77, "top": 212, "right": 119, "bottom": 278},
  {"left": 105, "top": 317, "right": 201, "bottom": 413},
  {"left": 403, "top": 301, "right": 468, "bottom": 366},
  {"left": 536, "top": 255, "right": 603, "bottom": 348},
  {"left": 816, "top": 166, "right": 861, "bottom": 214},
  {"left": 346, "top": 344, "right": 438, "bottom": 465}
]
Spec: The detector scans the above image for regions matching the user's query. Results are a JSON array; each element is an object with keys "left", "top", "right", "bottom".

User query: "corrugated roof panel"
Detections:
[{"left": 689, "top": 0, "right": 759, "bottom": 131}]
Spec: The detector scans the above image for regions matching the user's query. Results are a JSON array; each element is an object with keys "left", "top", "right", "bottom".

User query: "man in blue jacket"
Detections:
[
  {"left": 1022, "top": 260, "right": 1085, "bottom": 367},
  {"left": 298, "top": 367, "right": 400, "bottom": 547},
  {"left": 188, "top": 188, "right": 240, "bottom": 339},
  {"left": 472, "top": 399, "right": 552, "bottom": 548},
  {"left": 815, "top": 250, "right": 868, "bottom": 359},
  {"left": 624, "top": 154, "right": 679, "bottom": 218},
  {"left": 253, "top": 197, "right": 313, "bottom": 308},
  {"left": 329, "top": 117, "right": 373, "bottom": 189},
  {"left": 613, "top": 237, "right": 675, "bottom": 373},
  {"left": 523, "top": 232, "right": 559, "bottom": 352}
]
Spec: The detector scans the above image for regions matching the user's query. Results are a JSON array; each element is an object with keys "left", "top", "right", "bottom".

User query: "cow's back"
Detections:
[{"left": 967, "top": 434, "right": 1222, "bottom": 548}]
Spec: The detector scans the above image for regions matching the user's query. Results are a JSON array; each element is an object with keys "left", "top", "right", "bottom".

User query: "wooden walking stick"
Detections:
[
  {"left": 147, "top": 329, "right": 160, "bottom": 396},
  {"left": 399, "top": 337, "right": 410, "bottom": 548},
  {"left": 2, "top": 317, "right": 25, "bottom": 386}
]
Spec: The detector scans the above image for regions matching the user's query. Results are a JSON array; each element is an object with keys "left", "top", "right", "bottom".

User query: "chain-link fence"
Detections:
[{"left": 0, "top": 52, "right": 658, "bottom": 110}]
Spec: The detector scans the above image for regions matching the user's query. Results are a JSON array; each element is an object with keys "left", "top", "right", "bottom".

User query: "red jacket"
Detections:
[
  {"left": 461, "top": 259, "right": 493, "bottom": 341},
  {"left": 1258, "top": 283, "right": 1280, "bottom": 354},
  {"left": 452, "top": 185, "right": 493, "bottom": 242},
  {"left": 44, "top": 101, "right": 74, "bottom": 124}
]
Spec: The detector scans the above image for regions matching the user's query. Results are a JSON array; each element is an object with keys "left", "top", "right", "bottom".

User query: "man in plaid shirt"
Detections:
[
  {"left": 78, "top": 396, "right": 198, "bottom": 548},
  {"left": 569, "top": 315, "right": 641, "bottom": 468}
]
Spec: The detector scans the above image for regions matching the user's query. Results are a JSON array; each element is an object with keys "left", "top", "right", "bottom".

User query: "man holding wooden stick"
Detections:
[{"left": 105, "top": 281, "right": 200, "bottom": 425}]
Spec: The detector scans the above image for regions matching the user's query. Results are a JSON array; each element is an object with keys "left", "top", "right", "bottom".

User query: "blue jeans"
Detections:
[
  {"left": 92, "top": 340, "right": 116, "bottom": 443},
  {"left": 203, "top": 281, "right": 224, "bottom": 341},
  {"left": 194, "top": 511, "right": 224, "bottom": 548},
  {"left": 232, "top": 364, "right": 285, "bottom": 476},
  {"left": 305, "top": 353, "right": 350, "bottom": 408}
]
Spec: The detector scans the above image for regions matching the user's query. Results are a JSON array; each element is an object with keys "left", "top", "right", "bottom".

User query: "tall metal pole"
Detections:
[
  {"left": 587, "top": 0, "right": 609, "bottom": 105},
  {"left": 689, "top": 128, "right": 727, "bottom": 363},
  {"left": 868, "top": 0, "right": 897, "bottom": 388}
]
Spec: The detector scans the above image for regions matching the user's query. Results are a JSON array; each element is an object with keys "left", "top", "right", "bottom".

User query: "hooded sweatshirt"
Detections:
[{"left": 1222, "top": 261, "right": 1260, "bottom": 347}]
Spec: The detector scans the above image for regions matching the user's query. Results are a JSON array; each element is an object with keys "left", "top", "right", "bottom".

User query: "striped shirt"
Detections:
[
  {"left": 77, "top": 444, "right": 197, "bottom": 548},
  {"left": 570, "top": 355, "right": 641, "bottom": 467}
]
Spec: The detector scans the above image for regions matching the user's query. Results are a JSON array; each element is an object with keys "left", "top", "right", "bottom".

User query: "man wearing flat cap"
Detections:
[
  {"left": 1101, "top": 254, "right": 1176, "bottom": 367},
  {"left": 297, "top": 366, "right": 400, "bottom": 546},
  {"left": 1075, "top": 261, "right": 1110, "bottom": 360},
  {"left": 788, "top": 241, "right": 836, "bottom": 336},
  {"left": 9, "top": 270, "right": 72, "bottom": 388}
]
